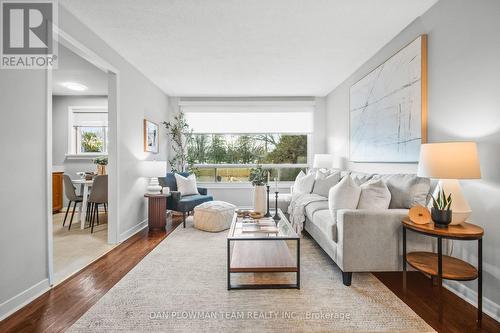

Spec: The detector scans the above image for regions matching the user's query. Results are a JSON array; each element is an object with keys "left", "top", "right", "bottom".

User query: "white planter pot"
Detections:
[{"left": 253, "top": 185, "right": 267, "bottom": 214}]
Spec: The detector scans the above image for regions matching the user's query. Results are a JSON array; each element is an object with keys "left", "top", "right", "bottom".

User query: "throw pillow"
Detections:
[
  {"left": 374, "top": 174, "right": 431, "bottom": 209},
  {"left": 357, "top": 179, "right": 392, "bottom": 210},
  {"left": 328, "top": 176, "right": 361, "bottom": 222},
  {"left": 292, "top": 170, "right": 315, "bottom": 194},
  {"left": 174, "top": 173, "right": 199, "bottom": 196},
  {"left": 313, "top": 170, "right": 341, "bottom": 197}
]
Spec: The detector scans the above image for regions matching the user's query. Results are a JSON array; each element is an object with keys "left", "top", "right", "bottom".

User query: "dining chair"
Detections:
[
  {"left": 88, "top": 175, "right": 108, "bottom": 233},
  {"left": 63, "top": 175, "right": 83, "bottom": 230}
]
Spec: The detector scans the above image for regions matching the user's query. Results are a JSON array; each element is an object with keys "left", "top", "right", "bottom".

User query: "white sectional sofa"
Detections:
[{"left": 284, "top": 171, "right": 436, "bottom": 286}]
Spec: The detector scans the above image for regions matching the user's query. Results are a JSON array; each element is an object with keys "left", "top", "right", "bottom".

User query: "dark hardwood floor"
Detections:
[
  {"left": 374, "top": 272, "right": 500, "bottom": 333},
  {"left": 0, "top": 219, "right": 181, "bottom": 333},
  {"left": 1, "top": 218, "right": 498, "bottom": 333}
]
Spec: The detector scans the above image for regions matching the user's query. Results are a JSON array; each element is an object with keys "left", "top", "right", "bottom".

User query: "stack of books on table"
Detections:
[{"left": 241, "top": 218, "right": 279, "bottom": 233}]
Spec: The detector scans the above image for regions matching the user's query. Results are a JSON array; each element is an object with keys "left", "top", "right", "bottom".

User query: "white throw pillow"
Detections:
[
  {"left": 313, "top": 170, "right": 340, "bottom": 197},
  {"left": 174, "top": 173, "right": 199, "bottom": 196},
  {"left": 357, "top": 179, "right": 391, "bottom": 210},
  {"left": 328, "top": 176, "right": 361, "bottom": 222},
  {"left": 292, "top": 171, "right": 315, "bottom": 194}
]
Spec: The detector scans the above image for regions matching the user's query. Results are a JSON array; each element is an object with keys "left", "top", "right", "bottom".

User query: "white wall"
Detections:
[
  {"left": 57, "top": 5, "right": 169, "bottom": 242},
  {"left": 0, "top": 3, "right": 169, "bottom": 320},
  {"left": 52, "top": 95, "right": 108, "bottom": 206},
  {"left": 0, "top": 70, "right": 51, "bottom": 320},
  {"left": 325, "top": 0, "right": 500, "bottom": 320}
]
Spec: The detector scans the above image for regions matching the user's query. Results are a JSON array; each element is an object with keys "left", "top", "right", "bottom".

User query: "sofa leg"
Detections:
[
  {"left": 342, "top": 272, "right": 352, "bottom": 286},
  {"left": 183, "top": 212, "right": 186, "bottom": 228}
]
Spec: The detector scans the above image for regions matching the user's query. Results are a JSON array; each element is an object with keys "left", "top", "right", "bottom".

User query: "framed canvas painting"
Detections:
[
  {"left": 144, "top": 119, "right": 159, "bottom": 153},
  {"left": 349, "top": 35, "right": 427, "bottom": 162}
]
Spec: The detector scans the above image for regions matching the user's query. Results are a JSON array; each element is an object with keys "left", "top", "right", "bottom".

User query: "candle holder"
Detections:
[
  {"left": 273, "top": 191, "right": 281, "bottom": 222},
  {"left": 264, "top": 185, "right": 272, "bottom": 217}
]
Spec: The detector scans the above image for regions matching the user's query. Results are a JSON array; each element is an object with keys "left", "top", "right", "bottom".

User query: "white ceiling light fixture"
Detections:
[{"left": 60, "top": 82, "right": 89, "bottom": 91}]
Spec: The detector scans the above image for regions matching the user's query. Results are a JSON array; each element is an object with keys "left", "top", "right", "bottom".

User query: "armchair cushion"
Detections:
[
  {"left": 177, "top": 194, "right": 214, "bottom": 212},
  {"left": 174, "top": 173, "right": 199, "bottom": 196}
]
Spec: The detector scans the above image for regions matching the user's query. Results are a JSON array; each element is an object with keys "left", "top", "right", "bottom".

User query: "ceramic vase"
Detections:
[{"left": 253, "top": 185, "right": 266, "bottom": 214}]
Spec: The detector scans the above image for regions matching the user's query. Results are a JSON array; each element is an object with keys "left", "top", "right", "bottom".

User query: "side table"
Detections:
[
  {"left": 402, "top": 217, "right": 484, "bottom": 326},
  {"left": 144, "top": 193, "right": 171, "bottom": 231}
]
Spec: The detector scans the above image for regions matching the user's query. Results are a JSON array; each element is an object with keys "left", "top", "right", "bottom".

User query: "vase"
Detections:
[
  {"left": 253, "top": 185, "right": 266, "bottom": 214},
  {"left": 431, "top": 208, "right": 452, "bottom": 228},
  {"left": 97, "top": 164, "right": 106, "bottom": 175}
]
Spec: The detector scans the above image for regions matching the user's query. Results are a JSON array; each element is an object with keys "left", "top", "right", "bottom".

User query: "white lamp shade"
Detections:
[
  {"left": 417, "top": 142, "right": 481, "bottom": 179},
  {"left": 143, "top": 161, "right": 167, "bottom": 178},
  {"left": 312, "top": 154, "right": 334, "bottom": 169}
]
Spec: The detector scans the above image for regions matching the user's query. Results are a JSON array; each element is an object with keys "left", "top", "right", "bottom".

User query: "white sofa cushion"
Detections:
[
  {"left": 313, "top": 209, "right": 338, "bottom": 242},
  {"left": 305, "top": 201, "right": 330, "bottom": 221},
  {"left": 292, "top": 170, "right": 315, "bottom": 194},
  {"left": 194, "top": 201, "right": 236, "bottom": 232},
  {"left": 328, "top": 176, "right": 361, "bottom": 222},
  {"left": 312, "top": 170, "right": 341, "bottom": 197},
  {"left": 357, "top": 179, "right": 392, "bottom": 210},
  {"left": 374, "top": 174, "right": 430, "bottom": 209},
  {"left": 174, "top": 173, "right": 199, "bottom": 196}
]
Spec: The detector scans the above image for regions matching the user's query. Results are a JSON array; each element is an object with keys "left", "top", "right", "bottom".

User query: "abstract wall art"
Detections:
[{"left": 349, "top": 35, "right": 427, "bottom": 162}]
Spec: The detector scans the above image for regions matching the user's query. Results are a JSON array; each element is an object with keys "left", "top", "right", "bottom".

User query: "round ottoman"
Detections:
[{"left": 193, "top": 201, "right": 236, "bottom": 232}]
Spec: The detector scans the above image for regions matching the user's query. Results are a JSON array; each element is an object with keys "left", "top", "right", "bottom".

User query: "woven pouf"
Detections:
[{"left": 193, "top": 201, "right": 236, "bottom": 232}]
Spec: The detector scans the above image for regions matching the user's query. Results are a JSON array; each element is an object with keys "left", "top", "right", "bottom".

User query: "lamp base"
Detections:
[
  {"left": 431, "top": 179, "right": 471, "bottom": 225},
  {"left": 147, "top": 177, "right": 162, "bottom": 194}
]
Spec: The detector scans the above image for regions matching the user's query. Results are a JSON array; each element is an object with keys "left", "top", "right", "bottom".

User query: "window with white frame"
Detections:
[
  {"left": 182, "top": 101, "right": 314, "bottom": 183},
  {"left": 68, "top": 106, "right": 108, "bottom": 155}
]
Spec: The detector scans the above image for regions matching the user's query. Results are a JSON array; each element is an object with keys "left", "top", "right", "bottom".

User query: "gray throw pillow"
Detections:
[
  {"left": 374, "top": 174, "right": 430, "bottom": 209},
  {"left": 313, "top": 170, "right": 340, "bottom": 197},
  {"left": 357, "top": 179, "right": 391, "bottom": 210}
]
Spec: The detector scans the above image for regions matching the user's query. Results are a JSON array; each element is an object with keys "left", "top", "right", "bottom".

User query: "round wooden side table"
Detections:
[
  {"left": 144, "top": 193, "right": 171, "bottom": 231},
  {"left": 402, "top": 217, "right": 484, "bottom": 326}
]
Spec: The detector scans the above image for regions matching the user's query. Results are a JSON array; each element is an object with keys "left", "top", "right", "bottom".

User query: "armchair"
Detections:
[{"left": 158, "top": 172, "right": 213, "bottom": 227}]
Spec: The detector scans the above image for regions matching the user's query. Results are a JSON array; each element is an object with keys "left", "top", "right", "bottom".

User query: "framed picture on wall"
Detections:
[
  {"left": 349, "top": 35, "right": 428, "bottom": 162},
  {"left": 144, "top": 119, "right": 159, "bottom": 153}
]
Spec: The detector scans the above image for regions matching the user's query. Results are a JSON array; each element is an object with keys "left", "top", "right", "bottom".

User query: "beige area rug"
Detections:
[
  {"left": 53, "top": 211, "right": 115, "bottom": 284},
  {"left": 69, "top": 219, "right": 434, "bottom": 332}
]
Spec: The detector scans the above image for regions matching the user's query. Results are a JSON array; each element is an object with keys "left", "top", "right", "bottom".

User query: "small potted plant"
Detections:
[
  {"left": 93, "top": 156, "right": 108, "bottom": 175},
  {"left": 249, "top": 165, "right": 267, "bottom": 214},
  {"left": 431, "top": 188, "right": 452, "bottom": 228}
]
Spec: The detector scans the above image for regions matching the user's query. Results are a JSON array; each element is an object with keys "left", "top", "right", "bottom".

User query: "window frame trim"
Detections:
[{"left": 67, "top": 106, "right": 108, "bottom": 156}]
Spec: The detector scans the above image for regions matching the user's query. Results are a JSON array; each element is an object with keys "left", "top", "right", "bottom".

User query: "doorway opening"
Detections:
[{"left": 47, "top": 29, "right": 120, "bottom": 286}]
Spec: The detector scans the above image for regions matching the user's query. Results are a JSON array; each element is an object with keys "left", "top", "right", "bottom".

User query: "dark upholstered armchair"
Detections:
[{"left": 158, "top": 172, "right": 213, "bottom": 228}]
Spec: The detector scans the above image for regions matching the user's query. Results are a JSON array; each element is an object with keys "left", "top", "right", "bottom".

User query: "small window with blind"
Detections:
[{"left": 67, "top": 106, "right": 108, "bottom": 156}]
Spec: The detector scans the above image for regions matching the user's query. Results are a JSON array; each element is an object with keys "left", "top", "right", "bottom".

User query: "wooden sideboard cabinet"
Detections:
[{"left": 53, "top": 172, "right": 64, "bottom": 212}]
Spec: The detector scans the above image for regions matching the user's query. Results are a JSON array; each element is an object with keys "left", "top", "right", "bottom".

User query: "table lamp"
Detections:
[
  {"left": 143, "top": 160, "right": 167, "bottom": 194},
  {"left": 313, "top": 154, "right": 334, "bottom": 170},
  {"left": 417, "top": 142, "right": 481, "bottom": 224}
]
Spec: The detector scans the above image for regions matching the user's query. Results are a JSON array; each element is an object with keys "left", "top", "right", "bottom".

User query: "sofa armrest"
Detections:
[
  {"left": 198, "top": 187, "right": 208, "bottom": 195},
  {"left": 335, "top": 209, "right": 411, "bottom": 272}
]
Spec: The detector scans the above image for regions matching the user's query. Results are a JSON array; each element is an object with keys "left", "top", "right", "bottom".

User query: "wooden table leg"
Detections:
[
  {"left": 403, "top": 227, "right": 407, "bottom": 295},
  {"left": 438, "top": 236, "right": 443, "bottom": 323},
  {"left": 478, "top": 238, "right": 482, "bottom": 327}
]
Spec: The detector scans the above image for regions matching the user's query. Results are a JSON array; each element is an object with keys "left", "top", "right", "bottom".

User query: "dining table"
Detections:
[{"left": 71, "top": 178, "right": 94, "bottom": 229}]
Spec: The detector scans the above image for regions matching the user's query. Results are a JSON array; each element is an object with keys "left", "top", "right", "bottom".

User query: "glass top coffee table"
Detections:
[{"left": 227, "top": 208, "right": 300, "bottom": 290}]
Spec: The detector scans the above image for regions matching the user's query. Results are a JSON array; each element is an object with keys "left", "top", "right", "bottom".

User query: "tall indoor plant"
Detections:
[
  {"left": 163, "top": 111, "right": 193, "bottom": 172},
  {"left": 249, "top": 165, "right": 268, "bottom": 214},
  {"left": 93, "top": 156, "right": 108, "bottom": 175}
]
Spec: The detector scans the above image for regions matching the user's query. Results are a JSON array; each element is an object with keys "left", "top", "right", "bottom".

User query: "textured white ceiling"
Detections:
[
  {"left": 60, "top": 0, "right": 437, "bottom": 96},
  {"left": 52, "top": 43, "right": 108, "bottom": 95}
]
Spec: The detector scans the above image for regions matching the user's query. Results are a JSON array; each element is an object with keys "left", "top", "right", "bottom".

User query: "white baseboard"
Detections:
[
  {"left": 0, "top": 279, "right": 50, "bottom": 321},
  {"left": 444, "top": 280, "right": 500, "bottom": 322},
  {"left": 119, "top": 218, "right": 148, "bottom": 242}
]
